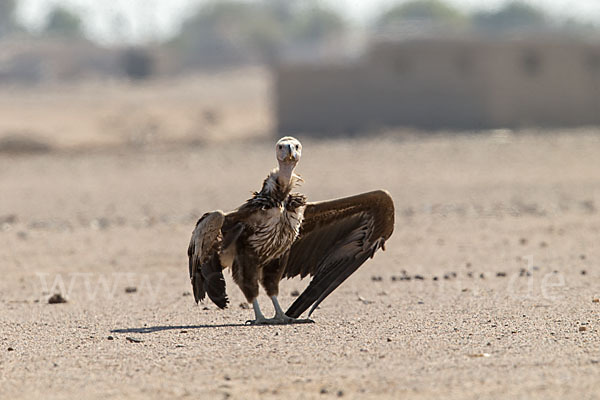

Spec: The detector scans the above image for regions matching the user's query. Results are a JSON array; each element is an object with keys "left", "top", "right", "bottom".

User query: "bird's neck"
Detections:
[
  {"left": 276, "top": 162, "right": 295, "bottom": 188},
  {"left": 260, "top": 163, "right": 300, "bottom": 202}
]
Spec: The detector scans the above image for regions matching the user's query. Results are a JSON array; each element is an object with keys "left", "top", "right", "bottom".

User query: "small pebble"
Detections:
[
  {"left": 413, "top": 275, "right": 424, "bottom": 280},
  {"left": 519, "top": 268, "right": 530, "bottom": 277},
  {"left": 48, "top": 293, "right": 67, "bottom": 304},
  {"left": 496, "top": 272, "right": 507, "bottom": 277},
  {"left": 539, "top": 241, "right": 548, "bottom": 248},
  {"left": 371, "top": 275, "right": 383, "bottom": 282},
  {"left": 125, "top": 287, "right": 137, "bottom": 293},
  {"left": 107, "top": 336, "right": 114, "bottom": 340},
  {"left": 182, "top": 291, "right": 191, "bottom": 297},
  {"left": 479, "top": 273, "right": 485, "bottom": 279},
  {"left": 592, "top": 298, "right": 599, "bottom": 303},
  {"left": 519, "top": 238, "right": 528, "bottom": 245},
  {"left": 239, "top": 303, "right": 250, "bottom": 309},
  {"left": 126, "top": 336, "right": 143, "bottom": 343},
  {"left": 580, "top": 254, "right": 586, "bottom": 260},
  {"left": 7, "top": 347, "right": 14, "bottom": 351},
  {"left": 290, "top": 290, "right": 300, "bottom": 296},
  {"left": 581, "top": 270, "right": 587, "bottom": 275},
  {"left": 579, "top": 326, "right": 587, "bottom": 332},
  {"left": 337, "top": 390, "right": 344, "bottom": 397},
  {"left": 468, "top": 353, "right": 491, "bottom": 358},
  {"left": 386, "top": 338, "right": 392, "bottom": 342},
  {"left": 202, "top": 306, "right": 210, "bottom": 310}
]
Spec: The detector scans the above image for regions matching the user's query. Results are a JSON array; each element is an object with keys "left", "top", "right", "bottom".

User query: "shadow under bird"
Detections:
[{"left": 188, "top": 136, "right": 395, "bottom": 324}]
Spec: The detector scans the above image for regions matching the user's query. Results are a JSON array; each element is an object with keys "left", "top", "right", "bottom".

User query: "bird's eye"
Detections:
[
  {"left": 278, "top": 145, "right": 283, "bottom": 149},
  {"left": 295, "top": 145, "right": 299, "bottom": 150}
]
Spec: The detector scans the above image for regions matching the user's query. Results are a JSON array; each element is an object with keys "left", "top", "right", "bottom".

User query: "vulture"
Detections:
[{"left": 188, "top": 136, "right": 394, "bottom": 325}]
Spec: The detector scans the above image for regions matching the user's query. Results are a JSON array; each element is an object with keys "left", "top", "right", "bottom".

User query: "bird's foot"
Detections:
[{"left": 245, "top": 315, "right": 314, "bottom": 325}]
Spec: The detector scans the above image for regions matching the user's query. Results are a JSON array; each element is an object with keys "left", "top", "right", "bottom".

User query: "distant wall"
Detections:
[{"left": 275, "top": 38, "right": 600, "bottom": 133}]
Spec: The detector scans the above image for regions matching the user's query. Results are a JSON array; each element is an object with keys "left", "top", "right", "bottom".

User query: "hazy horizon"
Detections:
[{"left": 14, "top": 0, "right": 600, "bottom": 44}]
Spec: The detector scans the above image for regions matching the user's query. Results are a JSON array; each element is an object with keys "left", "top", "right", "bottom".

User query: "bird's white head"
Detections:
[
  {"left": 274, "top": 136, "right": 302, "bottom": 187},
  {"left": 275, "top": 136, "right": 302, "bottom": 166}
]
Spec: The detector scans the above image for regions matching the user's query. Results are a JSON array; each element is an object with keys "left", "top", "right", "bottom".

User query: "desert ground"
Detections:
[{"left": 1, "top": 71, "right": 599, "bottom": 399}]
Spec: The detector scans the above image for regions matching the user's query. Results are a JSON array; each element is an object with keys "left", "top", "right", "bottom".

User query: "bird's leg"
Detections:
[
  {"left": 270, "top": 296, "right": 314, "bottom": 324},
  {"left": 246, "top": 297, "right": 314, "bottom": 325},
  {"left": 271, "top": 295, "right": 286, "bottom": 318},
  {"left": 245, "top": 299, "right": 269, "bottom": 325}
]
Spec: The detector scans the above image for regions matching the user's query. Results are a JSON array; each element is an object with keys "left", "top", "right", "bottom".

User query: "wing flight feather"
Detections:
[
  {"left": 284, "top": 190, "right": 395, "bottom": 318},
  {"left": 187, "top": 210, "right": 229, "bottom": 308}
]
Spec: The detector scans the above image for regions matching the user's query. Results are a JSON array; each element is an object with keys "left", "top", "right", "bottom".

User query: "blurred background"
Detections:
[{"left": 1, "top": 0, "right": 600, "bottom": 150}]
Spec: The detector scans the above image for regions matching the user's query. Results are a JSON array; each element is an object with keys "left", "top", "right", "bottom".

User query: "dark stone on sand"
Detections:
[
  {"left": 0, "top": 214, "right": 18, "bottom": 224},
  {"left": 48, "top": 293, "right": 67, "bottom": 304},
  {"left": 0, "top": 134, "right": 53, "bottom": 155}
]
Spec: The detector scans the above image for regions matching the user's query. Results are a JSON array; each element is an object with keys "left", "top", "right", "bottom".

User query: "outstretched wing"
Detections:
[
  {"left": 283, "top": 190, "right": 395, "bottom": 318},
  {"left": 187, "top": 210, "right": 229, "bottom": 308}
]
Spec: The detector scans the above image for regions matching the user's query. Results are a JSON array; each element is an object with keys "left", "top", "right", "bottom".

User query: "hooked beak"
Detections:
[{"left": 285, "top": 145, "right": 298, "bottom": 162}]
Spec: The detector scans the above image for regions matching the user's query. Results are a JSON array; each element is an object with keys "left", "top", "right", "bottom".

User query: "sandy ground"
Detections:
[{"left": 1, "top": 76, "right": 600, "bottom": 399}]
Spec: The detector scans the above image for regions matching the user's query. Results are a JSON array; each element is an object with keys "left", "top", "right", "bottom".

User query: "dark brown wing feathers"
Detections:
[
  {"left": 188, "top": 212, "right": 229, "bottom": 309},
  {"left": 284, "top": 190, "right": 395, "bottom": 318}
]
